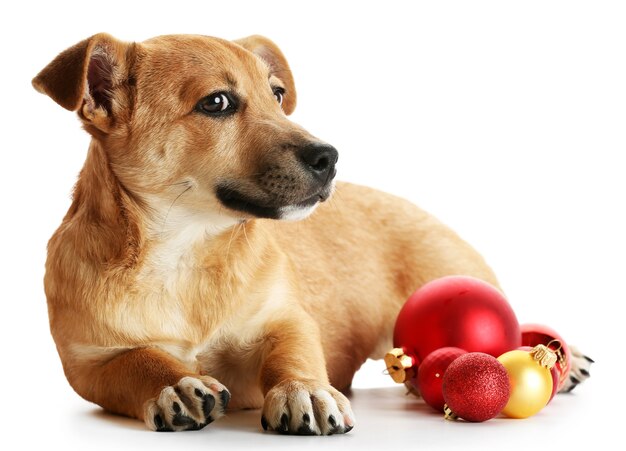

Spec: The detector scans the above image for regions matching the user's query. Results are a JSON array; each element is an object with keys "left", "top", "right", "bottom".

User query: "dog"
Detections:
[{"left": 33, "top": 33, "right": 590, "bottom": 435}]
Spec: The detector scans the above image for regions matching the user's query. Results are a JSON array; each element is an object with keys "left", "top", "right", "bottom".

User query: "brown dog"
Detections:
[{"left": 34, "top": 33, "right": 500, "bottom": 434}]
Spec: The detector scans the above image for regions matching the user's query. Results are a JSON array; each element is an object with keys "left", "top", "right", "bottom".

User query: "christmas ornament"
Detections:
[
  {"left": 386, "top": 276, "right": 520, "bottom": 385},
  {"left": 497, "top": 345, "right": 556, "bottom": 418},
  {"left": 442, "top": 352, "right": 510, "bottom": 422},
  {"left": 384, "top": 348, "right": 416, "bottom": 384},
  {"left": 518, "top": 346, "right": 559, "bottom": 402},
  {"left": 520, "top": 323, "right": 571, "bottom": 391},
  {"left": 417, "top": 347, "right": 467, "bottom": 412}
]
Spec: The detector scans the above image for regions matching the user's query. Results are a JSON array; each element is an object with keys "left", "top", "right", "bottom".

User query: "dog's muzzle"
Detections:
[{"left": 215, "top": 142, "right": 338, "bottom": 220}]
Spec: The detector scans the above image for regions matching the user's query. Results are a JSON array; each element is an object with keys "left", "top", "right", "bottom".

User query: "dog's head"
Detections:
[{"left": 33, "top": 33, "right": 337, "bottom": 224}]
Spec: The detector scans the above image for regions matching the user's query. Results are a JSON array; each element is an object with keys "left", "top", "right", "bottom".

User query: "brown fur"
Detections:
[{"left": 35, "top": 33, "right": 497, "bottom": 434}]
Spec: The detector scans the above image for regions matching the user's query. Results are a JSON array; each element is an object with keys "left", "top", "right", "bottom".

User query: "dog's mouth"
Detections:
[{"left": 216, "top": 185, "right": 331, "bottom": 220}]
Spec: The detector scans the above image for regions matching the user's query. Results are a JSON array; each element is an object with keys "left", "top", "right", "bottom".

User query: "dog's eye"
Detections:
[
  {"left": 196, "top": 92, "right": 237, "bottom": 116},
  {"left": 273, "top": 87, "right": 285, "bottom": 106}
]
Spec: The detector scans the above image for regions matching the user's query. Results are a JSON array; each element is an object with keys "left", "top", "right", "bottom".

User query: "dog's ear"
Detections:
[
  {"left": 32, "top": 33, "right": 134, "bottom": 133},
  {"left": 234, "top": 35, "right": 297, "bottom": 115}
]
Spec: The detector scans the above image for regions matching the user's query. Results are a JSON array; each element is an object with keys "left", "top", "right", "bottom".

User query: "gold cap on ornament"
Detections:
[
  {"left": 384, "top": 348, "right": 416, "bottom": 383},
  {"left": 529, "top": 344, "right": 557, "bottom": 369},
  {"left": 443, "top": 404, "right": 458, "bottom": 421}
]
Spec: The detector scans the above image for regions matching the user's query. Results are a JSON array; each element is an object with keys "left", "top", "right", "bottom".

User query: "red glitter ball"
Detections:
[{"left": 442, "top": 352, "right": 511, "bottom": 422}]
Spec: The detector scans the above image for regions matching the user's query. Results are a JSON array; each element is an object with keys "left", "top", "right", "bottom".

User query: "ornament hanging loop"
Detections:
[
  {"left": 546, "top": 339, "right": 567, "bottom": 368},
  {"left": 546, "top": 339, "right": 562, "bottom": 352},
  {"left": 530, "top": 344, "right": 557, "bottom": 369}
]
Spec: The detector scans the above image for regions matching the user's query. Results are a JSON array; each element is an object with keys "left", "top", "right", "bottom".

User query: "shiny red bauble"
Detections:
[
  {"left": 442, "top": 352, "right": 511, "bottom": 422},
  {"left": 417, "top": 347, "right": 467, "bottom": 412},
  {"left": 520, "top": 323, "right": 571, "bottom": 391},
  {"left": 393, "top": 276, "right": 521, "bottom": 367}
]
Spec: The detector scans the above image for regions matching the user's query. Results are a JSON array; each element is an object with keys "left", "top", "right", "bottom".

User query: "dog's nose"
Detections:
[{"left": 297, "top": 143, "right": 338, "bottom": 183}]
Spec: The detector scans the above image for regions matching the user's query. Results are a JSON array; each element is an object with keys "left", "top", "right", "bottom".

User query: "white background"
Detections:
[{"left": 1, "top": 0, "right": 623, "bottom": 449}]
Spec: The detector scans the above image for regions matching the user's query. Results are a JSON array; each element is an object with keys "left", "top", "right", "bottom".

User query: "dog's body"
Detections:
[{"left": 36, "top": 33, "right": 505, "bottom": 435}]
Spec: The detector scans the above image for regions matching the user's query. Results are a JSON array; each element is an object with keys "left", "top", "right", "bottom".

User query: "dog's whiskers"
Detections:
[
  {"left": 241, "top": 222, "right": 262, "bottom": 263},
  {"left": 158, "top": 184, "right": 192, "bottom": 238},
  {"left": 325, "top": 187, "right": 343, "bottom": 213},
  {"left": 225, "top": 220, "right": 240, "bottom": 261},
  {"left": 165, "top": 180, "right": 192, "bottom": 187}
]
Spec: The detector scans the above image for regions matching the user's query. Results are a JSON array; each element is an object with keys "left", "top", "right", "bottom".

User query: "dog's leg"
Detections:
[
  {"left": 259, "top": 314, "right": 355, "bottom": 435},
  {"left": 68, "top": 347, "right": 230, "bottom": 431}
]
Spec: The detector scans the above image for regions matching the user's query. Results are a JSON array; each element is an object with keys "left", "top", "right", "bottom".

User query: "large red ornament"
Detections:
[
  {"left": 417, "top": 347, "right": 467, "bottom": 412},
  {"left": 520, "top": 323, "right": 571, "bottom": 391},
  {"left": 442, "top": 352, "right": 511, "bottom": 422},
  {"left": 393, "top": 276, "right": 521, "bottom": 368}
]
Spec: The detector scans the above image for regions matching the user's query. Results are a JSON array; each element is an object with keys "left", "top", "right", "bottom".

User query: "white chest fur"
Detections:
[{"left": 139, "top": 201, "right": 239, "bottom": 290}]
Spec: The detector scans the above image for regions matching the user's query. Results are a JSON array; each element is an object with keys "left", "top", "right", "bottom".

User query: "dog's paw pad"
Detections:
[
  {"left": 559, "top": 345, "right": 594, "bottom": 393},
  {"left": 261, "top": 380, "right": 355, "bottom": 435},
  {"left": 144, "top": 376, "right": 230, "bottom": 431}
]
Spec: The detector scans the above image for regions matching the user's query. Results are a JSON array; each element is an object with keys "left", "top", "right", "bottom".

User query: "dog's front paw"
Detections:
[
  {"left": 144, "top": 376, "right": 231, "bottom": 432},
  {"left": 261, "top": 379, "right": 355, "bottom": 435}
]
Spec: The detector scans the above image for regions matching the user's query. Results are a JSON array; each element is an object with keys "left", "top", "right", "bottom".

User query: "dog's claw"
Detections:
[
  {"left": 154, "top": 414, "right": 172, "bottom": 432},
  {"left": 277, "top": 413, "right": 290, "bottom": 434},
  {"left": 172, "top": 412, "right": 196, "bottom": 427},
  {"left": 297, "top": 424, "right": 316, "bottom": 435},
  {"left": 202, "top": 394, "right": 215, "bottom": 419},
  {"left": 219, "top": 389, "right": 231, "bottom": 411}
]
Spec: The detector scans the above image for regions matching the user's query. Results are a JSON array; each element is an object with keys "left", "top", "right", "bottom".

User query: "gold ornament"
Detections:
[
  {"left": 384, "top": 348, "right": 415, "bottom": 383},
  {"left": 497, "top": 350, "right": 554, "bottom": 419}
]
